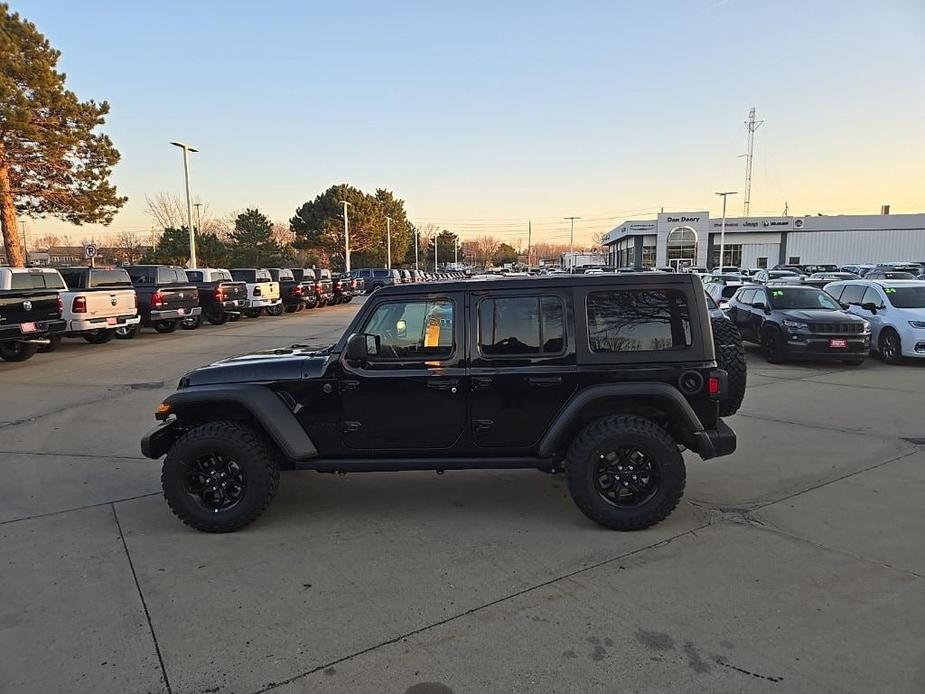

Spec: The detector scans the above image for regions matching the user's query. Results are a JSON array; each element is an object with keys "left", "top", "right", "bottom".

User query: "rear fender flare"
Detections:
[{"left": 537, "top": 384, "right": 706, "bottom": 458}]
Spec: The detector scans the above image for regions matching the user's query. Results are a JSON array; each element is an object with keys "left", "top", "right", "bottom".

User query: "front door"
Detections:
[
  {"left": 340, "top": 293, "right": 467, "bottom": 452},
  {"left": 468, "top": 290, "right": 577, "bottom": 450}
]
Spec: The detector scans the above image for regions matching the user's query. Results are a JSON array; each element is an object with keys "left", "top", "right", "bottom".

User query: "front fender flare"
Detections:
[{"left": 141, "top": 384, "right": 318, "bottom": 461}]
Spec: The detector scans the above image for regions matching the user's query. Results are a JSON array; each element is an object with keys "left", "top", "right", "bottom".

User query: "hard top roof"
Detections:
[{"left": 376, "top": 272, "right": 697, "bottom": 295}]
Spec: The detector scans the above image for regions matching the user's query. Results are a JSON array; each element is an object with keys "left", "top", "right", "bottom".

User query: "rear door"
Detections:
[
  {"left": 339, "top": 292, "right": 466, "bottom": 452},
  {"left": 468, "top": 289, "right": 576, "bottom": 449}
]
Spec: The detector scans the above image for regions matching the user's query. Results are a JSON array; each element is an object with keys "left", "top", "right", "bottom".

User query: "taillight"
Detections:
[
  {"left": 708, "top": 377, "right": 720, "bottom": 396},
  {"left": 708, "top": 369, "right": 727, "bottom": 399},
  {"left": 56, "top": 295, "right": 63, "bottom": 316},
  {"left": 315, "top": 281, "right": 322, "bottom": 294},
  {"left": 254, "top": 286, "right": 262, "bottom": 297},
  {"left": 192, "top": 289, "right": 199, "bottom": 303},
  {"left": 293, "top": 285, "right": 303, "bottom": 296},
  {"left": 152, "top": 290, "right": 165, "bottom": 308},
  {"left": 130, "top": 292, "right": 137, "bottom": 309},
  {"left": 72, "top": 296, "right": 87, "bottom": 313},
  {"left": 214, "top": 287, "right": 224, "bottom": 301}
]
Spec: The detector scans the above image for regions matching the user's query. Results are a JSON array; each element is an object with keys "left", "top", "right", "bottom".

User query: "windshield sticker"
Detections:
[
  {"left": 772, "top": 290, "right": 784, "bottom": 296},
  {"left": 885, "top": 287, "right": 897, "bottom": 294}
]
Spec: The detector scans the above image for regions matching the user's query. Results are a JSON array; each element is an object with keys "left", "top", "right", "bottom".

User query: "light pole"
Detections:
[
  {"left": 170, "top": 142, "right": 199, "bottom": 268},
  {"left": 385, "top": 216, "right": 392, "bottom": 269},
  {"left": 714, "top": 191, "right": 738, "bottom": 271},
  {"left": 193, "top": 202, "right": 203, "bottom": 233},
  {"left": 414, "top": 227, "right": 419, "bottom": 270},
  {"left": 564, "top": 216, "right": 581, "bottom": 273},
  {"left": 434, "top": 232, "right": 439, "bottom": 270},
  {"left": 339, "top": 200, "right": 352, "bottom": 272},
  {"left": 454, "top": 237, "right": 459, "bottom": 266}
]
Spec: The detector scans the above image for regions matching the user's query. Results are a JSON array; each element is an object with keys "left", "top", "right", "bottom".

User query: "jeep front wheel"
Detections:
[
  {"left": 161, "top": 421, "right": 280, "bottom": 533},
  {"left": 565, "top": 415, "right": 685, "bottom": 531}
]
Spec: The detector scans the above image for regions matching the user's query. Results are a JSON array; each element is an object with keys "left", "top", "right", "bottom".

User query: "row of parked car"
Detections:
[
  {"left": 704, "top": 272, "right": 925, "bottom": 365},
  {"left": 0, "top": 265, "right": 367, "bottom": 363}
]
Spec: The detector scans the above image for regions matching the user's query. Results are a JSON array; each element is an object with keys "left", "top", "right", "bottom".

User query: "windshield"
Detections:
[
  {"left": 768, "top": 288, "right": 841, "bottom": 310},
  {"left": 884, "top": 285, "right": 925, "bottom": 309}
]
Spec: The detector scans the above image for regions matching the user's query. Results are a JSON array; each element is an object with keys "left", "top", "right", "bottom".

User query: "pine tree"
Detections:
[
  {"left": 227, "top": 209, "right": 287, "bottom": 266},
  {"left": 0, "top": 4, "right": 126, "bottom": 266}
]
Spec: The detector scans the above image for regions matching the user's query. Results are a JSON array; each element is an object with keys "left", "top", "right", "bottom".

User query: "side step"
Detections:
[{"left": 293, "top": 457, "right": 553, "bottom": 473}]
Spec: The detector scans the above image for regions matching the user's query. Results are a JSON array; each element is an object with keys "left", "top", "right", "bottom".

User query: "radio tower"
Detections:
[{"left": 742, "top": 106, "right": 764, "bottom": 217}]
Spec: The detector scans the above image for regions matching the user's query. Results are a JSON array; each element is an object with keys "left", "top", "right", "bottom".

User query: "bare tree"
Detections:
[
  {"left": 271, "top": 221, "right": 295, "bottom": 247},
  {"left": 33, "top": 233, "right": 69, "bottom": 249},
  {"left": 474, "top": 236, "right": 501, "bottom": 267},
  {"left": 145, "top": 192, "right": 221, "bottom": 233},
  {"left": 590, "top": 230, "right": 607, "bottom": 250},
  {"left": 111, "top": 230, "right": 146, "bottom": 264}
]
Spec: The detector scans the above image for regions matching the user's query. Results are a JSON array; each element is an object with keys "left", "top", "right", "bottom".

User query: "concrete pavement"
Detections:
[{"left": 1, "top": 303, "right": 923, "bottom": 694}]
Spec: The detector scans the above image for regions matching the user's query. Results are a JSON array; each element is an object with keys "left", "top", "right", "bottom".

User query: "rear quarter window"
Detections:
[
  {"left": 127, "top": 267, "right": 158, "bottom": 284},
  {"left": 586, "top": 289, "right": 691, "bottom": 352},
  {"left": 231, "top": 270, "right": 256, "bottom": 283},
  {"left": 186, "top": 271, "right": 204, "bottom": 282},
  {"left": 90, "top": 269, "right": 132, "bottom": 288}
]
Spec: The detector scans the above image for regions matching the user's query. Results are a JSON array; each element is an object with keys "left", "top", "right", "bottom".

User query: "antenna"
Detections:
[{"left": 742, "top": 107, "right": 764, "bottom": 217}]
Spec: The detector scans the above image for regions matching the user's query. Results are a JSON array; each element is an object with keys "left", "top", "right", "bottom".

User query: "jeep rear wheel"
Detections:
[
  {"left": 711, "top": 317, "right": 747, "bottom": 416},
  {"left": 162, "top": 421, "right": 280, "bottom": 533},
  {"left": 565, "top": 415, "right": 685, "bottom": 531}
]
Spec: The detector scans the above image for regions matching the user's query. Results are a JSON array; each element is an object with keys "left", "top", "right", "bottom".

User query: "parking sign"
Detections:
[{"left": 84, "top": 244, "right": 98, "bottom": 259}]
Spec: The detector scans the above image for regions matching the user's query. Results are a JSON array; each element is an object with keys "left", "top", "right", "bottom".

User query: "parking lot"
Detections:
[{"left": 1, "top": 298, "right": 924, "bottom": 694}]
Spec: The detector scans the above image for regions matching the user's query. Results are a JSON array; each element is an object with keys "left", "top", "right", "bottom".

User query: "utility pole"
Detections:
[
  {"left": 715, "top": 191, "right": 738, "bottom": 271},
  {"left": 170, "top": 142, "right": 199, "bottom": 268},
  {"left": 385, "top": 216, "right": 392, "bottom": 269},
  {"left": 434, "top": 231, "right": 439, "bottom": 270},
  {"left": 454, "top": 237, "right": 459, "bottom": 266},
  {"left": 193, "top": 202, "right": 203, "bottom": 232},
  {"left": 527, "top": 219, "right": 532, "bottom": 267},
  {"left": 742, "top": 107, "right": 764, "bottom": 217},
  {"left": 414, "top": 227, "right": 419, "bottom": 270},
  {"left": 19, "top": 220, "right": 27, "bottom": 259},
  {"left": 564, "top": 216, "right": 581, "bottom": 273},
  {"left": 339, "top": 200, "right": 352, "bottom": 272}
]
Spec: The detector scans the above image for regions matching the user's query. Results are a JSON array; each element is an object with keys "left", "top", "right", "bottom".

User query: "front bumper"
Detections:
[
  {"left": 151, "top": 306, "right": 202, "bottom": 321},
  {"left": 216, "top": 299, "right": 245, "bottom": 312},
  {"left": 69, "top": 314, "right": 140, "bottom": 333},
  {"left": 0, "top": 318, "right": 68, "bottom": 342},
  {"left": 141, "top": 418, "right": 178, "bottom": 459},
  {"left": 783, "top": 334, "right": 870, "bottom": 358}
]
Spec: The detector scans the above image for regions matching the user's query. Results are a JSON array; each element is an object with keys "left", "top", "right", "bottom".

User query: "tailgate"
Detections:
[
  {"left": 220, "top": 282, "right": 248, "bottom": 302},
  {"left": 158, "top": 285, "right": 199, "bottom": 309},
  {"left": 253, "top": 282, "right": 279, "bottom": 300},
  {"left": 82, "top": 289, "right": 136, "bottom": 317},
  {"left": 0, "top": 290, "right": 60, "bottom": 325}
]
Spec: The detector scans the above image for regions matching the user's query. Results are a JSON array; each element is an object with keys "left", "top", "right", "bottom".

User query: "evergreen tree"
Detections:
[{"left": 227, "top": 208, "right": 287, "bottom": 266}]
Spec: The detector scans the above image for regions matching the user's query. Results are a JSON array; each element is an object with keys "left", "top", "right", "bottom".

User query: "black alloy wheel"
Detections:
[
  {"left": 594, "top": 446, "right": 660, "bottom": 509},
  {"left": 114, "top": 325, "right": 139, "bottom": 339},
  {"left": 761, "top": 328, "right": 785, "bottom": 364},
  {"left": 180, "top": 314, "right": 202, "bottom": 330},
  {"left": 206, "top": 311, "right": 230, "bottom": 325},
  {"left": 0, "top": 341, "right": 40, "bottom": 362},
  {"left": 185, "top": 453, "right": 247, "bottom": 512},
  {"left": 152, "top": 320, "right": 179, "bottom": 333}
]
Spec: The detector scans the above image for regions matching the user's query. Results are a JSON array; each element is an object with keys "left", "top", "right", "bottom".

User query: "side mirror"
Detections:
[
  {"left": 345, "top": 333, "right": 379, "bottom": 361},
  {"left": 840, "top": 302, "right": 850, "bottom": 310},
  {"left": 860, "top": 302, "right": 878, "bottom": 314}
]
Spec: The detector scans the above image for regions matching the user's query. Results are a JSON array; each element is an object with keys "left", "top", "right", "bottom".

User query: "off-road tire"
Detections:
[
  {"left": 83, "top": 329, "right": 115, "bottom": 344},
  {"left": 206, "top": 312, "right": 230, "bottom": 325},
  {"left": 711, "top": 317, "right": 747, "bottom": 416},
  {"left": 243, "top": 308, "right": 262, "bottom": 319},
  {"left": 114, "top": 325, "right": 139, "bottom": 339},
  {"left": 153, "top": 320, "right": 179, "bottom": 333},
  {"left": 38, "top": 335, "right": 62, "bottom": 353},
  {"left": 761, "top": 327, "right": 786, "bottom": 364},
  {"left": 565, "top": 415, "right": 685, "bottom": 531},
  {"left": 162, "top": 421, "right": 281, "bottom": 533},
  {"left": 879, "top": 329, "right": 903, "bottom": 365},
  {"left": 0, "top": 341, "right": 40, "bottom": 362}
]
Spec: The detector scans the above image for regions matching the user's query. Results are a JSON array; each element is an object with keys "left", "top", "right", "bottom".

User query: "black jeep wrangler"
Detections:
[{"left": 141, "top": 274, "right": 743, "bottom": 533}]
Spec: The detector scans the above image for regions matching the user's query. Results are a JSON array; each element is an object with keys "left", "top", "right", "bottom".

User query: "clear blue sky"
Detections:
[{"left": 14, "top": 0, "right": 925, "bottom": 245}]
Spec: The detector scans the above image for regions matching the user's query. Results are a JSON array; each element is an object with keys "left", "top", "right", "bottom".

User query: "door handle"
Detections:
[
  {"left": 472, "top": 376, "right": 493, "bottom": 391},
  {"left": 427, "top": 379, "right": 459, "bottom": 392},
  {"left": 473, "top": 419, "right": 493, "bottom": 432},
  {"left": 341, "top": 380, "right": 359, "bottom": 392},
  {"left": 527, "top": 376, "right": 562, "bottom": 387}
]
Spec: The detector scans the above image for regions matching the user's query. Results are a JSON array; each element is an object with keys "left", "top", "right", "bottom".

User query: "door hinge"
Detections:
[{"left": 343, "top": 421, "right": 362, "bottom": 433}]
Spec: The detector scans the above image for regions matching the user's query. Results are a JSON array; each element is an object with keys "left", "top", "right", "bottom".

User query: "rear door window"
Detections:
[
  {"left": 478, "top": 296, "right": 565, "bottom": 356},
  {"left": 586, "top": 289, "right": 690, "bottom": 352},
  {"left": 127, "top": 267, "right": 157, "bottom": 284},
  {"left": 186, "top": 270, "right": 204, "bottom": 282},
  {"left": 255, "top": 269, "right": 272, "bottom": 282},
  {"left": 231, "top": 269, "right": 256, "bottom": 283},
  {"left": 737, "top": 288, "right": 756, "bottom": 305},
  {"left": 825, "top": 284, "right": 845, "bottom": 301},
  {"left": 90, "top": 269, "right": 132, "bottom": 288}
]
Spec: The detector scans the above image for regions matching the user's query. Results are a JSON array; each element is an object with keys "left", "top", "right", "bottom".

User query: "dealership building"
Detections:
[{"left": 602, "top": 209, "right": 925, "bottom": 270}]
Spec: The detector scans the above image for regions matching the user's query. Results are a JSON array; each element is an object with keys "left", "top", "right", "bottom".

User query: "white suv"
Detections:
[{"left": 823, "top": 279, "right": 925, "bottom": 363}]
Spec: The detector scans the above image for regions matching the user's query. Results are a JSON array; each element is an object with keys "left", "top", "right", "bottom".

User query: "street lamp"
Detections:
[
  {"left": 714, "top": 191, "right": 738, "bottom": 271},
  {"left": 170, "top": 141, "right": 199, "bottom": 268},
  {"left": 339, "top": 200, "right": 353, "bottom": 272},
  {"left": 385, "top": 216, "right": 393, "bottom": 269},
  {"left": 193, "top": 202, "right": 203, "bottom": 232},
  {"left": 564, "top": 216, "right": 581, "bottom": 273}
]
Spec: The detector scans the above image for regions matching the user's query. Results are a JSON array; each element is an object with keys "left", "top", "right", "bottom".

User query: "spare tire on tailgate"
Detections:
[{"left": 711, "top": 316, "right": 746, "bottom": 416}]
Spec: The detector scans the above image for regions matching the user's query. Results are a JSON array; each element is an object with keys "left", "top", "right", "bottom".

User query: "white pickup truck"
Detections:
[
  {"left": 229, "top": 268, "right": 282, "bottom": 317},
  {"left": 53, "top": 267, "right": 141, "bottom": 346}
]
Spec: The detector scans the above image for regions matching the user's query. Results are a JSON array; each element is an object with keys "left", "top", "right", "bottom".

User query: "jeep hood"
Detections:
[
  {"left": 777, "top": 309, "right": 865, "bottom": 323},
  {"left": 181, "top": 344, "right": 333, "bottom": 386}
]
